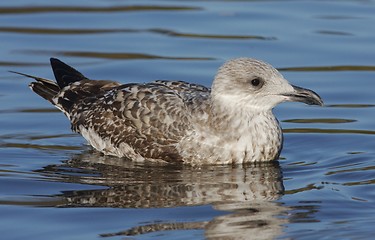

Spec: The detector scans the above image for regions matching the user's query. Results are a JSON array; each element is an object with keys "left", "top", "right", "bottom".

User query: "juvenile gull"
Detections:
[{"left": 15, "top": 58, "right": 323, "bottom": 164}]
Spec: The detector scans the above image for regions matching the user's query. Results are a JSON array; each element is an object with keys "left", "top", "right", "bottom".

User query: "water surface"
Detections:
[{"left": 1, "top": 0, "right": 375, "bottom": 239}]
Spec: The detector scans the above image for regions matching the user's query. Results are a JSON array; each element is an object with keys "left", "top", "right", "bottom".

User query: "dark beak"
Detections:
[{"left": 283, "top": 85, "right": 324, "bottom": 106}]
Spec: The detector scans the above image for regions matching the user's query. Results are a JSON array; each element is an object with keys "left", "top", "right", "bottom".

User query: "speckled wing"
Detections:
[
  {"left": 69, "top": 81, "right": 193, "bottom": 162},
  {"left": 17, "top": 58, "right": 210, "bottom": 162},
  {"left": 153, "top": 80, "right": 211, "bottom": 119},
  {"left": 152, "top": 80, "right": 210, "bottom": 100}
]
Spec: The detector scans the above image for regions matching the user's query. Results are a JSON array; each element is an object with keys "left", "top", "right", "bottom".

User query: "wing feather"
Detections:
[{"left": 69, "top": 82, "right": 192, "bottom": 162}]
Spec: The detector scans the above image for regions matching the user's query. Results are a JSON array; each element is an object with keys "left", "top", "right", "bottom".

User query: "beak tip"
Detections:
[
  {"left": 287, "top": 85, "right": 324, "bottom": 107},
  {"left": 310, "top": 97, "right": 324, "bottom": 107}
]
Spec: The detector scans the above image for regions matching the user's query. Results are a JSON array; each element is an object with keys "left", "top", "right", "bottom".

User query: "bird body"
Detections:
[{"left": 15, "top": 58, "right": 323, "bottom": 164}]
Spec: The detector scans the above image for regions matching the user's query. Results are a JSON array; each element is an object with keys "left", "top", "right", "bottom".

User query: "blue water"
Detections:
[{"left": 1, "top": 0, "right": 375, "bottom": 239}]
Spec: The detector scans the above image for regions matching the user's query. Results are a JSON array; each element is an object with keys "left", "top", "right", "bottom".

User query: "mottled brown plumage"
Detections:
[{"left": 16, "top": 58, "right": 323, "bottom": 164}]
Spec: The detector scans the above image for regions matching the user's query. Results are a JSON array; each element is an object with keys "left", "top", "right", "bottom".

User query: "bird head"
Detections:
[{"left": 211, "top": 58, "right": 323, "bottom": 111}]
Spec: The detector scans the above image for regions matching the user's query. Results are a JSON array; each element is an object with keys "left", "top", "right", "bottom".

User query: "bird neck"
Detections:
[{"left": 208, "top": 99, "right": 278, "bottom": 133}]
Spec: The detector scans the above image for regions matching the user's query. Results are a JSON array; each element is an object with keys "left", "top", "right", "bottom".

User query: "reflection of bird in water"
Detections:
[
  {"left": 15, "top": 58, "right": 322, "bottom": 164},
  {"left": 56, "top": 153, "right": 284, "bottom": 207},
  {"left": 36, "top": 152, "right": 287, "bottom": 239}
]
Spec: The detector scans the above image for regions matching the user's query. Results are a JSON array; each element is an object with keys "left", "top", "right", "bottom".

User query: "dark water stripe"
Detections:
[
  {"left": 17, "top": 50, "right": 215, "bottom": 61},
  {"left": 326, "top": 104, "right": 375, "bottom": 108},
  {"left": 0, "top": 27, "right": 274, "bottom": 40},
  {"left": 0, "top": 108, "right": 60, "bottom": 114},
  {"left": 1, "top": 142, "right": 81, "bottom": 150},
  {"left": 283, "top": 118, "right": 356, "bottom": 124},
  {"left": 0, "top": 61, "right": 46, "bottom": 67},
  {"left": 284, "top": 128, "right": 375, "bottom": 135},
  {"left": 279, "top": 66, "right": 375, "bottom": 72},
  {"left": 315, "top": 30, "right": 354, "bottom": 36},
  {"left": 0, "top": 5, "right": 201, "bottom": 14}
]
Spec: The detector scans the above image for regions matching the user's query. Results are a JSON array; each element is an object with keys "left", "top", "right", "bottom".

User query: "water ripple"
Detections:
[
  {"left": 17, "top": 49, "right": 215, "bottom": 61},
  {"left": 279, "top": 66, "right": 375, "bottom": 72},
  {"left": 0, "top": 61, "right": 46, "bottom": 67},
  {"left": 284, "top": 128, "right": 375, "bottom": 135},
  {"left": 0, "top": 5, "right": 201, "bottom": 14},
  {"left": 0, "top": 26, "right": 274, "bottom": 40},
  {"left": 283, "top": 118, "right": 356, "bottom": 124},
  {"left": 326, "top": 104, "right": 375, "bottom": 108},
  {"left": 315, "top": 30, "right": 354, "bottom": 36}
]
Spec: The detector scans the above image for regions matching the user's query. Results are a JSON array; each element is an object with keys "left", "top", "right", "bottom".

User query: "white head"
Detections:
[{"left": 211, "top": 58, "right": 323, "bottom": 111}]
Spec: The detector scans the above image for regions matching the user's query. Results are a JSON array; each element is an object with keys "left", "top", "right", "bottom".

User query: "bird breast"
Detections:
[{"left": 178, "top": 110, "right": 283, "bottom": 164}]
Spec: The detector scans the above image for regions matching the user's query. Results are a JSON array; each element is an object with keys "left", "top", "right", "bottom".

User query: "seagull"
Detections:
[{"left": 13, "top": 58, "right": 323, "bottom": 164}]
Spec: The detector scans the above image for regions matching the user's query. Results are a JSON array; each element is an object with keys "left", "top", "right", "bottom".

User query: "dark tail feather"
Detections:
[
  {"left": 10, "top": 71, "right": 60, "bottom": 103},
  {"left": 50, "top": 58, "right": 87, "bottom": 89}
]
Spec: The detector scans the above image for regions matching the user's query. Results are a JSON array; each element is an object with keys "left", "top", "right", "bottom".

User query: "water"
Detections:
[{"left": 1, "top": 0, "right": 375, "bottom": 239}]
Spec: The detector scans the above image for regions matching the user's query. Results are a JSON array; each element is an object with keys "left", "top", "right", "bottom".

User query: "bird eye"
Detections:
[{"left": 251, "top": 78, "right": 261, "bottom": 87}]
